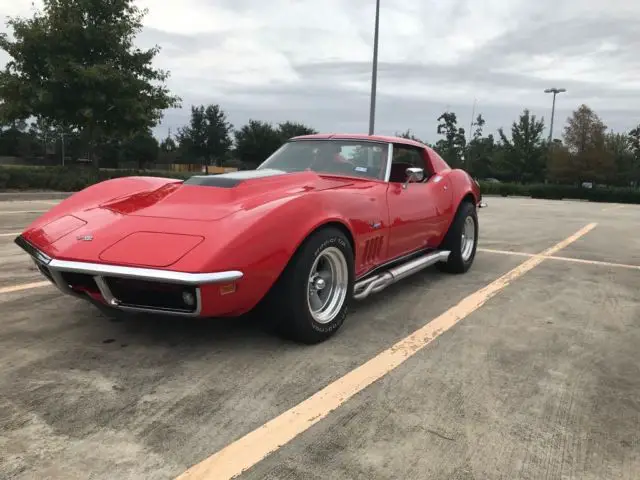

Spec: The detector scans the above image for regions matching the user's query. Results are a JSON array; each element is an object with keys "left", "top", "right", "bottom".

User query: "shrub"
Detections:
[
  {"left": 3, "top": 166, "right": 640, "bottom": 205},
  {"left": 478, "top": 181, "right": 640, "bottom": 204},
  {"left": 0, "top": 165, "right": 192, "bottom": 192}
]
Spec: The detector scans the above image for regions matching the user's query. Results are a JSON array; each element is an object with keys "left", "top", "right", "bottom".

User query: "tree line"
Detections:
[
  {"left": 407, "top": 106, "right": 640, "bottom": 187},
  {"left": 1, "top": 0, "right": 639, "bottom": 187}
]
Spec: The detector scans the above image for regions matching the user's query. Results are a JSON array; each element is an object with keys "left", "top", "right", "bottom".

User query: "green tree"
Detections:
[
  {"left": 28, "top": 118, "right": 58, "bottom": 157},
  {"left": 626, "top": 125, "right": 640, "bottom": 186},
  {"left": 562, "top": 105, "right": 612, "bottom": 183},
  {"left": 495, "top": 109, "right": 546, "bottom": 183},
  {"left": 277, "top": 121, "right": 317, "bottom": 143},
  {"left": 434, "top": 112, "right": 466, "bottom": 168},
  {"left": 563, "top": 105, "right": 606, "bottom": 155},
  {"left": 0, "top": 119, "right": 40, "bottom": 157},
  {"left": 176, "top": 104, "right": 233, "bottom": 170},
  {"left": 0, "top": 0, "right": 180, "bottom": 167},
  {"left": 233, "top": 120, "right": 283, "bottom": 167},
  {"left": 122, "top": 129, "right": 159, "bottom": 169},
  {"left": 630, "top": 125, "right": 640, "bottom": 157},
  {"left": 604, "top": 132, "right": 636, "bottom": 186},
  {"left": 160, "top": 134, "right": 177, "bottom": 153},
  {"left": 396, "top": 129, "right": 427, "bottom": 144},
  {"left": 466, "top": 114, "right": 496, "bottom": 178},
  {"left": 547, "top": 141, "right": 578, "bottom": 184}
]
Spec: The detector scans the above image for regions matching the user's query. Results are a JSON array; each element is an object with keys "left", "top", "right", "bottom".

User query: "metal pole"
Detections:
[
  {"left": 544, "top": 87, "right": 565, "bottom": 144},
  {"left": 368, "top": 0, "right": 380, "bottom": 136},
  {"left": 548, "top": 92, "right": 557, "bottom": 144}
]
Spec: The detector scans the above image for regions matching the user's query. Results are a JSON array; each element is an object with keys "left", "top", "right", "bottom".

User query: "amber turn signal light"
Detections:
[{"left": 219, "top": 283, "right": 236, "bottom": 295}]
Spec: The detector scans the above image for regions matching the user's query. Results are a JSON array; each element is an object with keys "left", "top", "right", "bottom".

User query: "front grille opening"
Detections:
[
  {"left": 104, "top": 277, "right": 198, "bottom": 313},
  {"left": 59, "top": 272, "right": 99, "bottom": 292}
]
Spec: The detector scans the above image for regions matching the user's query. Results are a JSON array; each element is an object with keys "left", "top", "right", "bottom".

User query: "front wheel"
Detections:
[
  {"left": 436, "top": 200, "right": 478, "bottom": 273},
  {"left": 268, "top": 226, "right": 355, "bottom": 344}
]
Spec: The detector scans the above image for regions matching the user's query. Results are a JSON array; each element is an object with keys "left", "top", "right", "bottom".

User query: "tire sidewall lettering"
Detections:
[
  {"left": 313, "top": 236, "right": 347, "bottom": 259},
  {"left": 308, "top": 234, "right": 350, "bottom": 333}
]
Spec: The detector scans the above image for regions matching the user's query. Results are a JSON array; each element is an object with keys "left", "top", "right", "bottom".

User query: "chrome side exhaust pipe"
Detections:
[{"left": 353, "top": 250, "right": 450, "bottom": 300}]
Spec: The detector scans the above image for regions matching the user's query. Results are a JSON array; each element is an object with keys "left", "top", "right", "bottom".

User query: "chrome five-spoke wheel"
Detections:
[
  {"left": 307, "top": 246, "right": 349, "bottom": 324},
  {"left": 460, "top": 215, "right": 476, "bottom": 262}
]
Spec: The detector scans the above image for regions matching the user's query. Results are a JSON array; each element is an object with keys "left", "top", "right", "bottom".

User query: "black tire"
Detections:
[
  {"left": 436, "top": 200, "right": 478, "bottom": 274},
  {"left": 266, "top": 226, "right": 355, "bottom": 344}
]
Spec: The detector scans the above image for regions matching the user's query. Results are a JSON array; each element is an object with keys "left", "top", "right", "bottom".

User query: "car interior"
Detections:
[{"left": 388, "top": 145, "right": 433, "bottom": 183}]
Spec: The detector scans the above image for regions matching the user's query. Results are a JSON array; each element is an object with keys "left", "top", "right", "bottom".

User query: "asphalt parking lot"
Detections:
[{"left": 1, "top": 195, "right": 639, "bottom": 480}]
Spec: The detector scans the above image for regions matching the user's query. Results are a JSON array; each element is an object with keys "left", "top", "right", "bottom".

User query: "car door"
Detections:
[{"left": 385, "top": 144, "right": 452, "bottom": 260}]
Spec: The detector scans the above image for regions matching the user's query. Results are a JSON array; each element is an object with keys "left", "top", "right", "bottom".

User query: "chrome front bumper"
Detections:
[{"left": 15, "top": 235, "right": 243, "bottom": 317}]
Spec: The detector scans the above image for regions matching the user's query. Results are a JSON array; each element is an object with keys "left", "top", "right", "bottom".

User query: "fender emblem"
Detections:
[
  {"left": 369, "top": 221, "right": 382, "bottom": 229},
  {"left": 77, "top": 235, "right": 93, "bottom": 241}
]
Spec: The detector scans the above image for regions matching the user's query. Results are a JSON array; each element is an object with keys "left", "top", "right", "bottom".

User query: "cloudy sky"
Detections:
[{"left": 1, "top": 0, "right": 639, "bottom": 144}]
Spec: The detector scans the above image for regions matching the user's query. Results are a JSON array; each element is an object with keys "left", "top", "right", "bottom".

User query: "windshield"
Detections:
[{"left": 257, "top": 139, "right": 388, "bottom": 181}]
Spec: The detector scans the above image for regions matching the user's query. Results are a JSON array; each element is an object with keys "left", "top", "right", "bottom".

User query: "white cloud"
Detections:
[
  {"left": 0, "top": 0, "right": 639, "bottom": 141},
  {"left": 136, "top": 1, "right": 261, "bottom": 35}
]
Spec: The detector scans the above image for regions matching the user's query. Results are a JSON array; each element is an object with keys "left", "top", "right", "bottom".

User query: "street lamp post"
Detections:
[
  {"left": 368, "top": 0, "right": 381, "bottom": 136},
  {"left": 544, "top": 87, "right": 566, "bottom": 144}
]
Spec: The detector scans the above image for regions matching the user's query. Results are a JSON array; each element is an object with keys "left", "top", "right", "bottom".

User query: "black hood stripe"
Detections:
[{"left": 184, "top": 169, "right": 287, "bottom": 188}]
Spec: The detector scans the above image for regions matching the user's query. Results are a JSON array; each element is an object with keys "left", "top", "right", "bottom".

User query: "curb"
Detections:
[{"left": 0, "top": 192, "right": 75, "bottom": 202}]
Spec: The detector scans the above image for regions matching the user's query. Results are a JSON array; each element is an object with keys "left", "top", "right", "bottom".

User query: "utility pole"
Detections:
[
  {"left": 368, "top": 0, "right": 381, "bottom": 135},
  {"left": 544, "top": 88, "right": 566, "bottom": 144}
]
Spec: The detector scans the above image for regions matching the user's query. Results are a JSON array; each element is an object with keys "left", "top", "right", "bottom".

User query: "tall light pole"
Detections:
[
  {"left": 368, "top": 0, "right": 381, "bottom": 135},
  {"left": 544, "top": 87, "right": 566, "bottom": 144}
]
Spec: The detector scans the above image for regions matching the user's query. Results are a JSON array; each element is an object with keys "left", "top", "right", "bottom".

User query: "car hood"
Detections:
[
  {"left": 19, "top": 169, "right": 374, "bottom": 268},
  {"left": 98, "top": 169, "right": 355, "bottom": 221}
]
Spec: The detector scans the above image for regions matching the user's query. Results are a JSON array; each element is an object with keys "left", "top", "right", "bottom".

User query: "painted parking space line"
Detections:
[
  {"left": 176, "top": 222, "right": 597, "bottom": 480},
  {"left": 0, "top": 281, "right": 52, "bottom": 295},
  {"left": 601, "top": 204, "right": 625, "bottom": 212},
  {"left": 0, "top": 232, "right": 20, "bottom": 237},
  {"left": 478, "top": 248, "right": 533, "bottom": 258},
  {"left": 478, "top": 247, "right": 640, "bottom": 271}
]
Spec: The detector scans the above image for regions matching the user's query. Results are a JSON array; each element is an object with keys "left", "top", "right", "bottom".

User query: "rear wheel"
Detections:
[
  {"left": 267, "top": 226, "right": 354, "bottom": 344},
  {"left": 436, "top": 200, "right": 478, "bottom": 273}
]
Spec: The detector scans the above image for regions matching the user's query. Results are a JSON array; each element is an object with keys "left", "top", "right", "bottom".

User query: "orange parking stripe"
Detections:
[
  {"left": 0, "top": 281, "right": 51, "bottom": 295},
  {"left": 176, "top": 222, "right": 597, "bottom": 480}
]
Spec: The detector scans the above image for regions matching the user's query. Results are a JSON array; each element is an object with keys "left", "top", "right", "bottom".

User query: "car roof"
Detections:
[{"left": 290, "top": 133, "right": 427, "bottom": 149}]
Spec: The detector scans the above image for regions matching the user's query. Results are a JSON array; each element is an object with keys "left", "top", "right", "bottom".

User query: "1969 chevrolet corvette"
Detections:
[{"left": 15, "top": 134, "right": 484, "bottom": 343}]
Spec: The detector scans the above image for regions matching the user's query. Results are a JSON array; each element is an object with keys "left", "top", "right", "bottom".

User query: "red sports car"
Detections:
[{"left": 16, "top": 134, "right": 484, "bottom": 343}]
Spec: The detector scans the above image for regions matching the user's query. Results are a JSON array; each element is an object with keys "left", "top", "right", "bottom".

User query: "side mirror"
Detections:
[{"left": 403, "top": 167, "right": 424, "bottom": 189}]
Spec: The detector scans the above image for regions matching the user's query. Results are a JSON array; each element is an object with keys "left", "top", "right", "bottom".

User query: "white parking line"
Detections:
[
  {"left": 601, "top": 204, "right": 625, "bottom": 212},
  {"left": 479, "top": 248, "right": 640, "bottom": 270}
]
